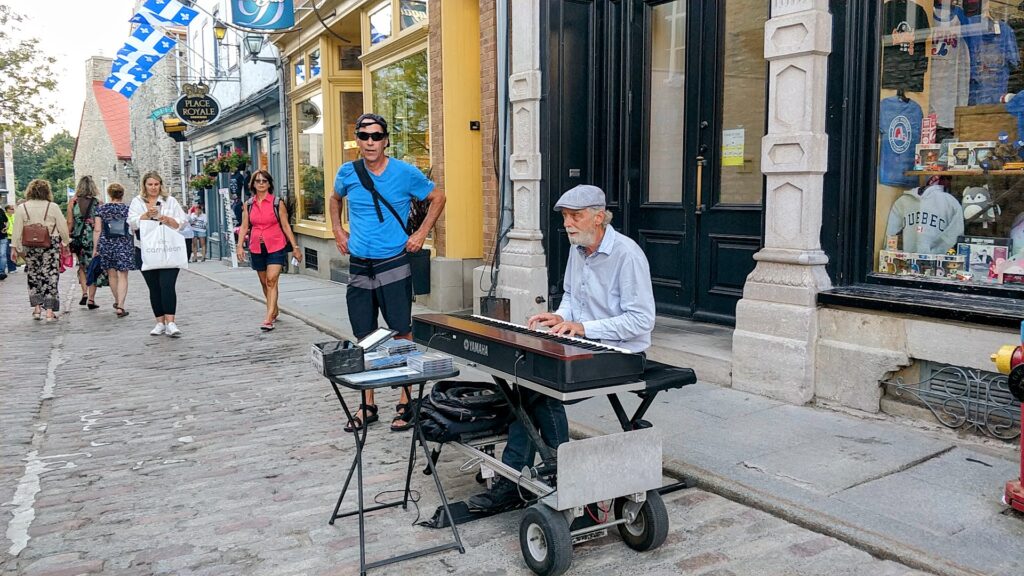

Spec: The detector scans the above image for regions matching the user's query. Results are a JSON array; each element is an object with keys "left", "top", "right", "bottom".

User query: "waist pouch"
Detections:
[{"left": 418, "top": 381, "right": 513, "bottom": 443}]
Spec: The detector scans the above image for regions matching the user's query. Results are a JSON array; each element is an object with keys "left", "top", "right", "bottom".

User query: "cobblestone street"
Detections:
[{"left": 1, "top": 270, "right": 930, "bottom": 576}]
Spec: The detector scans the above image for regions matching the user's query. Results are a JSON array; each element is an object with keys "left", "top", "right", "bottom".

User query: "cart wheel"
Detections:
[
  {"left": 614, "top": 490, "right": 669, "bottom": 552},
  {"left": 518, "top": 504, "right": 573, "bottom": 576}
]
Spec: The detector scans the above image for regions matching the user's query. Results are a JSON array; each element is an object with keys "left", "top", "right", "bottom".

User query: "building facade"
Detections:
[
  {"left": 185, "top": 0, "right": 283, "bottom": 261},
  {"left": 272, "top": 0, "right": 494, "bottom": 310},
  {"left": 501, "top": 0, "right": 1021, "bottom": 426},
  {"left": 74, "top": 57, "right": 138, "bottom": 201}
]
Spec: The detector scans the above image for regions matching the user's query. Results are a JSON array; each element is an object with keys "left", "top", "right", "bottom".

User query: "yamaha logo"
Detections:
[{"left": 463, "top": 339, "right": 489, "bottom": 357}]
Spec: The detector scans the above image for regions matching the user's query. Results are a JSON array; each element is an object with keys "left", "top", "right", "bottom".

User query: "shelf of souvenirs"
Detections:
[{"left": 905, "top": 167, "right": 1024, "bottom": 177}]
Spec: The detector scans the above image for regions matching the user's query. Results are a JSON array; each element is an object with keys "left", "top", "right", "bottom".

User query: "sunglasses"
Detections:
[
  {"left": 356, "top": 131, "right": 387, "bottom": 142},
  {"left": 253, "top": 179, "right": 269, "bottom": 183}
]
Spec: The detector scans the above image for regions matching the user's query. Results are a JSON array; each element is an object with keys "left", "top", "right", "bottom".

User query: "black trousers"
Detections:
[{"left": 142, "top": 268, "right": 180, "bottom": 317}]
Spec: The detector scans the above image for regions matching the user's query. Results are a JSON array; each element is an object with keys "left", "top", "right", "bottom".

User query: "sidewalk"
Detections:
[{"left": 188, "top": 261, "right": 1024, "bottom": 576}]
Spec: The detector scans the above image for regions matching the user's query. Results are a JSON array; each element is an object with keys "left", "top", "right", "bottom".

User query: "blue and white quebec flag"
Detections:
[
  {"left": 104, "top": 3, "right": 192, "bottom": 98},
  {"left": 131, "top": 0, "right": 199, "bottom": 27},
  {"left": 231, "top": 0, "right": 295, "bottom": 30}
]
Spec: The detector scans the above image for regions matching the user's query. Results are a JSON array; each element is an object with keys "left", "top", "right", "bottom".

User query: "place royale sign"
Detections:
[{"left": 174, "top": 83, "right": 221, "bottom": 127}]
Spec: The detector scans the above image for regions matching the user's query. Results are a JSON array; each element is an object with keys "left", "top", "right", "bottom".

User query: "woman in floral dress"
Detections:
[
  {"left": 11, "top": 179, "right": 70, "bottom": 321},
  {"left": 93, "top": 183, "right": 134, "bottom": 318}
]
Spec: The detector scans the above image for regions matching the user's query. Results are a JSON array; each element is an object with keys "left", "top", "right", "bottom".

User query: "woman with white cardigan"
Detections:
[{"left": 128, "top": 171, "right": 188, "bottom": 337}]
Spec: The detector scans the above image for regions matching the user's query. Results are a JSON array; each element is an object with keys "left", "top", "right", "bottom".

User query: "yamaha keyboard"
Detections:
[{"left": 411, "top": 314, "right": 645, "bottom": 392}]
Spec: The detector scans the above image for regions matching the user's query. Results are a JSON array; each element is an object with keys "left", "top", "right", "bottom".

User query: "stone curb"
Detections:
[{"left": 569, "top": 420, "right": 985, "bottom": 576}]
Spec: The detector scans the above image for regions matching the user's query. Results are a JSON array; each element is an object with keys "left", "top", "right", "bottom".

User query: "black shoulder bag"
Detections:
[{"left": 352, "top": 159, "right": 414, "bottom": 236}]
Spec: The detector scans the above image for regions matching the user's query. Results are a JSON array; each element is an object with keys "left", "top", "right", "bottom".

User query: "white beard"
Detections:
[{"left": 566, "top": 227, "right": 596, "bottom": 246}]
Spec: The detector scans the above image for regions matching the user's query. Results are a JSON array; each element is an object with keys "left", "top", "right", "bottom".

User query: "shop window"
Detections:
[
  {"left": 339, "top": 44, "right": 363, "bottom": 70},
  {"left": 309, "top": 48, "right": 322, "bottom": 79},
  {"left": 370, "top": 50, "right": 430, "bottom": 172},
  {"left": 295, "top": 55, "right": 306, "bottom": 85},
  {"left": 369, "top": 2, "right": 393, "bottom": 46},
  {"left": 296, "top": 93, "right": 325, "bottom": 223},
  {"left": 875, "top": 0, "right": 1024, "bottom": 292},
  {"left": 400, "top": 0, "right": 428, "bottom": 30}
]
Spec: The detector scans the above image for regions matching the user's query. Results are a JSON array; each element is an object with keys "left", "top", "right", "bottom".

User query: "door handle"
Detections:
[{"left": 695, "top": 155, "right": 706, "bottom": 215}]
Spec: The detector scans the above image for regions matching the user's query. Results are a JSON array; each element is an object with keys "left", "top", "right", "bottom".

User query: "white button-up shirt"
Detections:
[{"left": 553, "top": 225, "right": 656, "bottom": 353}]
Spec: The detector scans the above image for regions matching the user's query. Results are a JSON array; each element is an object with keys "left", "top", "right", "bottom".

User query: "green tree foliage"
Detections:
[
  {"left": 0, "top": 5, "right": 59, "bottom": 136},
  {"left": 12, "top": 130, "right": 74, "bottom": 208}
]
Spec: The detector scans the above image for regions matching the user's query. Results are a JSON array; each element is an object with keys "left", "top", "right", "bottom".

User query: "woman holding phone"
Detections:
[{"left": 128, "top": 171, "right": 188, "bottom": 337}]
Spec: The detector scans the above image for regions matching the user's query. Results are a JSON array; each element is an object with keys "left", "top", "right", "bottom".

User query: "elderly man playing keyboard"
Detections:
[{"left": 468, "top": 184, "right": 656, "bottom": 511}]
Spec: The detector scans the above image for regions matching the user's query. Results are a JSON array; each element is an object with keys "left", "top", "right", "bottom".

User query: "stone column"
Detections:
[
  {"left": 487, "top": 0, "right": 549, "bottom": 323},
  {"left": 731, "top": 0, "right": 833, "bottom": 404}
]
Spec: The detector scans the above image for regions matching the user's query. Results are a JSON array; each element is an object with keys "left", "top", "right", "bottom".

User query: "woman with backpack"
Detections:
[
  {"left": 92, "top": 183, "right": 134, "bottom": 318},
  {"left": 67, "top": 176, "right": 103, "bottom": 309},
  {"left": 11, "top": 179, "right": 70, "bottom": 321},
  {"left": 234, "top": 170, "right": 302, "bottom": 331}
]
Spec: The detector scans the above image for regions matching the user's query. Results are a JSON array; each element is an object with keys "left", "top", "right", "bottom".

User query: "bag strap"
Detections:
[
  {"left": 353, "top": 159, "right": 412, "bottom": 236},
  {"left": 245, "top": 196, "right": 289, "bottom": 240}
]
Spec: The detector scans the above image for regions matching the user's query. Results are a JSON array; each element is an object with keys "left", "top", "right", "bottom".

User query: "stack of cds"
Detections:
[
  {"left": 407, "top": 352, "right": 454, "bottom": 375},
  {"left": 378, "top": 338, "right": 418, "bottom": 356},
  {"left": 364, "top": 350, "right": 418, "bottom": 370}
]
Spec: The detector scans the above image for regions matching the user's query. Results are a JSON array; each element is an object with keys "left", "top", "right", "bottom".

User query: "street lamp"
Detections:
[
  {"left": 244, "top": 33, "right": 266, "bottom": 61},
  {"left": 213, "top": 19, "right": 228, "bottom": 42}
]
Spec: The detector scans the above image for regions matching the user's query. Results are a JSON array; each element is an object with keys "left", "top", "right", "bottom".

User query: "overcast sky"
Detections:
[{"left": 7, "top": 0, "right": 139, "bottom": 137}]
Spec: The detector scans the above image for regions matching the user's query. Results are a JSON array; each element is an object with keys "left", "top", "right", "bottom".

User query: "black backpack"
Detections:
[{"left": 103, "top": 207, "right": 129, "bottom": 238}]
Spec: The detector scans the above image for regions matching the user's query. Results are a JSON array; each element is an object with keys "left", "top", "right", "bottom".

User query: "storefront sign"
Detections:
[
  {"left": 230, "top": 0, "right": 294, "bottom": 30},
  {"left": 174, "top": 83, "right": 221, "bottom": 127},
  {"left": 219, "top": 188, "right": 238, "bottom": 268}
]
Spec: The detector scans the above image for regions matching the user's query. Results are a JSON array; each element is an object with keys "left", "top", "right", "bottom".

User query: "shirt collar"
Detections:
[{"left": 576, "top": 225, "right": 617, "bottom": 256}]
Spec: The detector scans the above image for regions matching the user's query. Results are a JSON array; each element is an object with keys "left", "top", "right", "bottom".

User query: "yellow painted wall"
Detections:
[{"left": 440, "top": 0, "right": 483, "bottom": 259}]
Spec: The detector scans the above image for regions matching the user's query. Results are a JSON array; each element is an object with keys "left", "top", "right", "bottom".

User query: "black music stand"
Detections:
[{"left": 327, "top": 368, "right": 464, "bottom": 576}]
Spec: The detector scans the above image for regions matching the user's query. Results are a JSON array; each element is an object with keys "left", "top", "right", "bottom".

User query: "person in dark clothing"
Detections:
[{"left": 0, "top": 205, "right": 9, "bottom": 280}]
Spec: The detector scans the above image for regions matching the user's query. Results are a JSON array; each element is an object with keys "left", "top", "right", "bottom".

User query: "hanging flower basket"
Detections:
[
  {"left": 224, "top": 148, "right": 251, "bottom": 172},
  {"left": 202, "top": 161, "right": 222, "bottom": 176},
  {"left": 189, "top": 174, "right": 216, "bottom": 191}
]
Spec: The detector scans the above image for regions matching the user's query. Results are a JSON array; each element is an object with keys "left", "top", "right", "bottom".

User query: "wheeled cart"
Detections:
[{"left": 444, "top": 360, "right": 696, "bottom": 576}]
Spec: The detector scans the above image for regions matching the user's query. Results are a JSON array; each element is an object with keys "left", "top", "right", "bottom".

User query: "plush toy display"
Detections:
[{"left": 961, "top": 185, "right": 1001, "bottom": 227}]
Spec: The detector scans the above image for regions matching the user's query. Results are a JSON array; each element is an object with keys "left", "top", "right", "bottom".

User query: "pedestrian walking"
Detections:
[
  {"left": 190, "top": 204, "right": 208, "bottom": 261},
  {"left": 93, "top": 183, "right": 134, "bottom": 318},
  {"left": 4, "top": 205, "right": 16, "bottom": 273},
  {"left": 11, "top": 179, "right": 71, "bottom": 321},
  {"left": 330, "top": 113, "right": 446, "bottom": 432},
  {"left": 67, "top": 176, "right": 103, "bottom": 309},
  {"left": 181, "top": 217, "right": 195, "bottom": 262},
  {"left": 235, "top": 170, "right": 302, "bottom": 331},
  {"left": 128, "top": 171, "right": 188, "bottom": 337},
  {"left": 0, "top": 203, "right": 10, "bottom": 281}
]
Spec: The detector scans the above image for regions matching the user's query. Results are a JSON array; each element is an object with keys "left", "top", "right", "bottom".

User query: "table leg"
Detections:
[
  {"left": 402, "top": 385, "right": 417, "bottom": 508},
  {"left": 357, "top": 389, "right": 368, "bottom": 575},
  {"left": 411, "top": 382, "right": 465, "bottom": 553},
  {"left": 330, "top": 386, "right": 361, "bottom": 524}
]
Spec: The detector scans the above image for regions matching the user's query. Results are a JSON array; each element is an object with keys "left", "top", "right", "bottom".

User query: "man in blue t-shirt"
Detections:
[{"left": 330, "top": 113, "right": 446, "bottom": 432}]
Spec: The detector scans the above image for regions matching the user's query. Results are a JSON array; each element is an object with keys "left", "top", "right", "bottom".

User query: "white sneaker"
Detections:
[
  {"left": 165, "top": 322, "right": 182, "bottom": 338},
  {"left": 150, "top": 323, "right": 166, "bottom": 336}
]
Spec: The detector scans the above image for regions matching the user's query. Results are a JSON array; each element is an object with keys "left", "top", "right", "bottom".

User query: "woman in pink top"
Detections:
[{"left": 235, "top": 170, "right": 302, "bottom": 330}]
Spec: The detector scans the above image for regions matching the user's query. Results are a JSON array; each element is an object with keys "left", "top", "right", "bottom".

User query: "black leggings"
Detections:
[{"left": 141, "top": 268, "right": 180, "bottom": 317}]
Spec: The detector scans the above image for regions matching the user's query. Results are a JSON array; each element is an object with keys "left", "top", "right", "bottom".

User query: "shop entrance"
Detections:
[{"left": 543, "top": 0, "right": 767, "bottom": 324}]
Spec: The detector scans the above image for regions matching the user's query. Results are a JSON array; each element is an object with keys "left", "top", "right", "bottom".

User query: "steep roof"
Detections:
[{"left": 91, "top": 81, "right": 132, "bottom": 160}]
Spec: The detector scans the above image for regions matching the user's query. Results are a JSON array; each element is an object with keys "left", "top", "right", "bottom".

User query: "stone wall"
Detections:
[
  {"left": 73, "top": 57, "right": 137, "bottom": 200},
  {"left": 128, "top": 45, "right": 185, "bottom": 202}
]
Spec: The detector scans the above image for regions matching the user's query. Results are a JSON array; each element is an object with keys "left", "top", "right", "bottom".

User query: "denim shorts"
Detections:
[{"left": 250, "top": 247, "right": 288, "bottom": 271}]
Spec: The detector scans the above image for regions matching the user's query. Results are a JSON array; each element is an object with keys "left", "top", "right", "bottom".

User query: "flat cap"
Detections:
[{"left": 553, "top": 184, "right": 606, "bottom": 211}]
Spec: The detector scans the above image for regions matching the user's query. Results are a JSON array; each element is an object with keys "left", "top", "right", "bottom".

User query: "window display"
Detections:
[{"left": 876, "top": 0, "right": 1024, "bottom": 290}]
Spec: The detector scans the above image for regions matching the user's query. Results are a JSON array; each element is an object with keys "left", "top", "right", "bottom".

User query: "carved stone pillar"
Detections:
[
  {"left": 493, "top": 0, "right": 549, "bottom": 323},
  {"left": 731, "top": 0, "right": 833, "bottom": 404}
]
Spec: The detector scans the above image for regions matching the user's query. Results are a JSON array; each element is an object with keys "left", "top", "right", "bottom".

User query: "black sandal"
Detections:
[
  {"left": 344, "top": 404, "right": 379, "bottom": 433},
  {"left": 87, "top": 300, "right": 100, "bottom": 310},
  {"left": 79, "top": 296, "right": 88, "bottom": 306},
  {"left": 116, "top": 307, "right": 129, "bottom": 318},
  {"left": 391, "top": 403, "right": 414, "bottom": 432}
]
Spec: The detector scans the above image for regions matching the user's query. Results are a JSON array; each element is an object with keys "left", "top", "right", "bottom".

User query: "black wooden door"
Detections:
[
  {"left": 624, "top": 0, "right": 766, "bottom": 323},
  {"left": 543, "top": 0, "right": 766, "bottom": 323}
]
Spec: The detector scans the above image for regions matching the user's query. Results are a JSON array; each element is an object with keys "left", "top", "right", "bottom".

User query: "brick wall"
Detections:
[
  {"left": 428, "top": 0, "right": 447, "bottom": 258},
  {"left": 480, "top": 1, "right": 498, "bottom": 264}
]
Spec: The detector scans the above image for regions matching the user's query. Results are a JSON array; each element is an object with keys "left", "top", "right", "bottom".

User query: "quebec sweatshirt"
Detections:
[{"left": 885, "top": 184, "right": 965, "bottom": 254}]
